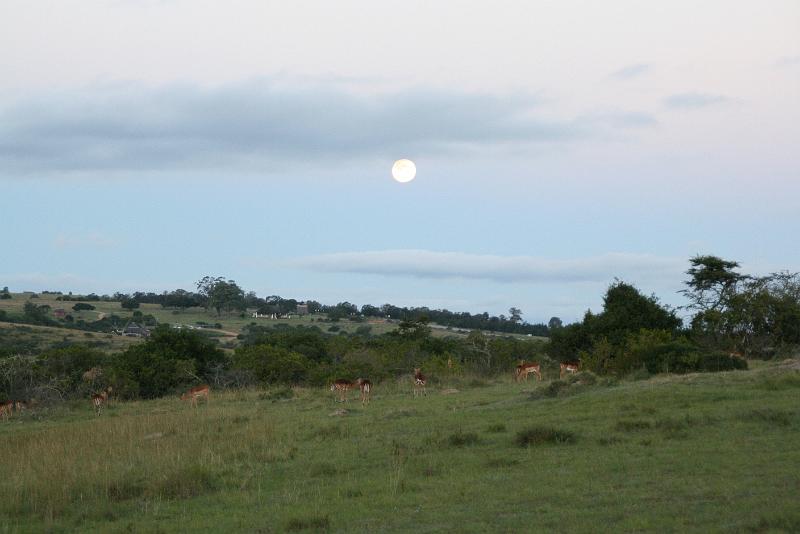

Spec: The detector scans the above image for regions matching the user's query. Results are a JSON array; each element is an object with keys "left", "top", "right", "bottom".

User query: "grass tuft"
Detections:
[
  {"left": 286, "top": 514, "right": 331, "bottom": 532},
  {"left": 485, "top": 457, "right": 520, "bottom": 468},
  {"left": 486, "top": 423, "right": 507, "bottom": 433},
  {"left": 745, "top": 408, "right": 792, "bottom": 427},
  {"left": 515, "top": 426, "right": 576, "bottom": 447},
  {"left": 446, "top": 431, "right": 480, "bottom": 447},
  {"left": 615, "top": 419, "right": 653, "bottom": 432}
]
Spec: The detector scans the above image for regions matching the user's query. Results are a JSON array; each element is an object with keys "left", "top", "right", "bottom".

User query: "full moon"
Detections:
[{"left": 391, "top": 159, "right": 417, "bottom": 183}]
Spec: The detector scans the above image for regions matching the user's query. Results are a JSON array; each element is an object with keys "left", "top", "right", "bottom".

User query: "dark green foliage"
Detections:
[
  {"left": 232, "top": 345, "right": 310, "bottom": 385},
  {"left": 71, "top": 303, "right": 95, "bottom": 311},
  {"left": 120, "top": 298, "right": 139, "bottom": 310},
  {"left": 486, "top": 423, "right": 507, "bottom": 433},
  {"left": 549, "top": 281, "right": 682, "bottom": 369},
  {"left": 515, "top": 426, "right": 576, "bottom": 446},
  {"left": 115, "top": 326, "right": 226, "bottom": 399}
]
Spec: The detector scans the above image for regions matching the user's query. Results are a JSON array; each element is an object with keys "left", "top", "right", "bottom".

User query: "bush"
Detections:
[
  {"left": 516, "top": 426, "right": 576, "bottom": 446},
  {"left": 72, "top": 303, "right": 95, "bottom": 311},
  {"left": 696, "top": 352, "right": 748, "bottom": 372}
]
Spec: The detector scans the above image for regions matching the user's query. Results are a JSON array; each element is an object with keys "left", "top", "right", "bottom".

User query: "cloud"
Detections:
[
  {"left": 611, "top": 63, "right": 650, "bottom": 80},
  {"left": 53, "top": 232, "right": 118, "bottom": 249},
  {"left": 0, "top": 81, "right": 594, "bottom": 177},
  {"left": 0, "top": 80, "right": 661, "bottom": 177},
  {"left": 663, "top": 92, "right": 728, "bottom": 110},
  {"left": 285, "top": 250, "right": 685, "bottom": 285}
]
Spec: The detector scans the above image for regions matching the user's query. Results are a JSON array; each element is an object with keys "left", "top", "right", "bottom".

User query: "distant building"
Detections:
[
  {"left": 53, "top": 308, "right": 66, "bottom": 319},
  {"left": 121, "top": 322, "right": 150, "bottom": 338},
  {"left": 296, "top": 303, "right": 309, "bottom": 315}
]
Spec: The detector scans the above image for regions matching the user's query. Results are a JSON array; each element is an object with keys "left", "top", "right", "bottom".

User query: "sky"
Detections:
[{"left": 1, "top": 0, "right": 798, "bottom": 323}]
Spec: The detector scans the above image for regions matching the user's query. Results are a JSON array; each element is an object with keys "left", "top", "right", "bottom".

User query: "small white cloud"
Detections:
[
  {"left": 663, "top": 92, "right": 728, "bottom": 110},
  {"left": 611, "top": 63, "right": 651, "bottom": 80},
  {"left": 286, "top": 250, "right": 685, "bottom": 285}
]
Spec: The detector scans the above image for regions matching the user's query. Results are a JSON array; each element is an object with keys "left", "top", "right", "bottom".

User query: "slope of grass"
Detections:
[{"left": 0, "top": 362, "right": 798, "bottom": 533}]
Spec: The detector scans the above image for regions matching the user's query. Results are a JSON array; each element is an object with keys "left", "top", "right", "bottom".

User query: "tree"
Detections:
[
  {"left": 196, "top": 276, "right": 245, "bottom": 316},
  {"left": 0, "top": 287, "right": 10, "bottom": 300},
  {"left": 680, "top": 255, "right": 745, "bottom": 313},
  {"left": 120, "top": 298, "right": 140, "bottom": 310},
  {"left": 548, "top": 317, "right": 563, "bottom": 330},
  {"left": 72, "top": 303, "right": 95, "bottom": 311},
  {"left": 508, "top": 307, "right": 522, "bottom": 324}
]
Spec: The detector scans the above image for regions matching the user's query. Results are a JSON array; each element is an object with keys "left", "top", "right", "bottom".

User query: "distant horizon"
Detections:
[{"left": 2, "top": 1, "right": 798, "bottom": 324}]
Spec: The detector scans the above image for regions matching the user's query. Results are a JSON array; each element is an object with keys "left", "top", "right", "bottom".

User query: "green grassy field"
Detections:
[
  {"left": 1, "top": 361, "right": 798, "bottom": 533},
  {"left": 0, "top": 293, "right": 546, "bottom": 354}
]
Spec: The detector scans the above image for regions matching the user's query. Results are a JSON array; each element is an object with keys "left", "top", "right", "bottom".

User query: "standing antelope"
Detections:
[
  {"left": 559, "top": 361, "right": 580, "bottom": 378},
  {"left": 0, "top": 400, "right": 12, "bottom": 421},
  {"left": 14, "top": 400, "right": 28, "bottom": 413},
  {"left": 330, "top": 379, "right": 355, "bottom": 402},
  {"left": 515, "top": 361, "right": 542, "bottom": 382},
  {"left": 181, "top": 385, "right": 210, "bottom": 408},
  {"left": 413, "top": 368, "right": 427, "bottom": 397},
  {"left": 91, "top": 386, "right": 112, "bottom": 416},
  {"left": 355, "top": 378, "right": 372, "bottom": 404}
]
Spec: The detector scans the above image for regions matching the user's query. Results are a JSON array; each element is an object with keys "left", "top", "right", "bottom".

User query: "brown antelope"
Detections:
[
  {"left": 330, "top": 379, "right": 355, "bottom": 402},
  {"left": 0, "top": 400, "right": 12, "bottom": 421},
  {"left": 515, "top": 361, "right": 542, "bottom": 382},
  {"left": 181, "top": 385, "right": 210, "bottom": 408},
  {"left": 355, "top": 378, "right": 372, "bottom": 404},
  {"left": 14, "top": 400, "right": 28, "bottom": 413},
  {"left": 559, "top": 361, "right": 580, "bottom": 378},
  {"left": 91, "top": 386, "right": 112, "bottom": 416},
  {"left": 413, "top": 368, "right": 427, "bottom": 397}
]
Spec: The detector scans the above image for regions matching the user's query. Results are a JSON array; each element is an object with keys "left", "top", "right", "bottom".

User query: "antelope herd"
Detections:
[{"left": 1, "top": 359, "right": 586, "bottom": 421}]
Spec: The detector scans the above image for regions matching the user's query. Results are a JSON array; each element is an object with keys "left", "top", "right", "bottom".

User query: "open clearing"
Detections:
[{"left": 1, "top": 361, "right": 798, "bottom": 533}]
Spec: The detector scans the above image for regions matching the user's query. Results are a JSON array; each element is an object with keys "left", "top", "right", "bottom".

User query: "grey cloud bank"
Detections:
[
  {"left": 0, "top": 82, "right": 659, "bottom": 177},
  {"left": 0, "top": 83, "right": 570, "bottom": 175},
  {"left": 286, "top": 250, "right": 685, "bottom": 285}
]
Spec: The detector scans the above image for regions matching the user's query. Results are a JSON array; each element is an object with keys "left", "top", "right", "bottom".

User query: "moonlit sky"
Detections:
[{"left": 1, "top": 1, "right": 798, "bottom": 323}]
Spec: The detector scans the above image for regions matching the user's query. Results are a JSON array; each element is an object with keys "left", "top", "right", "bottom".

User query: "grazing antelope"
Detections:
[
  {"left": 181, "top": 385, "right": 210, "bottom": 408},
  {"left": 559, "top": 361, "right": 580, "bottom": 378},
  {"left": 330, "top": 379, "right": 355, "bottom": 402},
  {"left": 0, "top": 400, "right": 13, "bottom": 421},
  {"left": 355, "top": 378, "right": 372, "bottom": 404},
  {"left": 91, "top": 387, "right": 112, "bottom": 416},
  {"left": 413, "top": 368, "right": 427, "bottom": 397},
  {"left": 515, "top": 361, "right": 542, "bottom": 382}
]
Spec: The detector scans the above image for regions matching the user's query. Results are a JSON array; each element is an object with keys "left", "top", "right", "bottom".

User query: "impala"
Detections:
[
  {"left": 330, "top": 379, "right": 354, "bottom": 402},
  {"left": 559, "top": 361, "right": 580, "bottom": 378},
  {"left": 356, "top": 378, "right": 372, "bottom": 404},
  {"left": 181, "top": 384, "right": 210, "bottom": 408},
  {"left": 515, "top": 361, "right": 542, "bottom": 382},
  {"left": 91, "top": 386, "right": 112, "bottom": 416},
  {"left": 0, "top": 400, "right": 12, "bottom": 421},
  {"left": 413, "top": 368, "right": 427, "bottom": 397}
]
